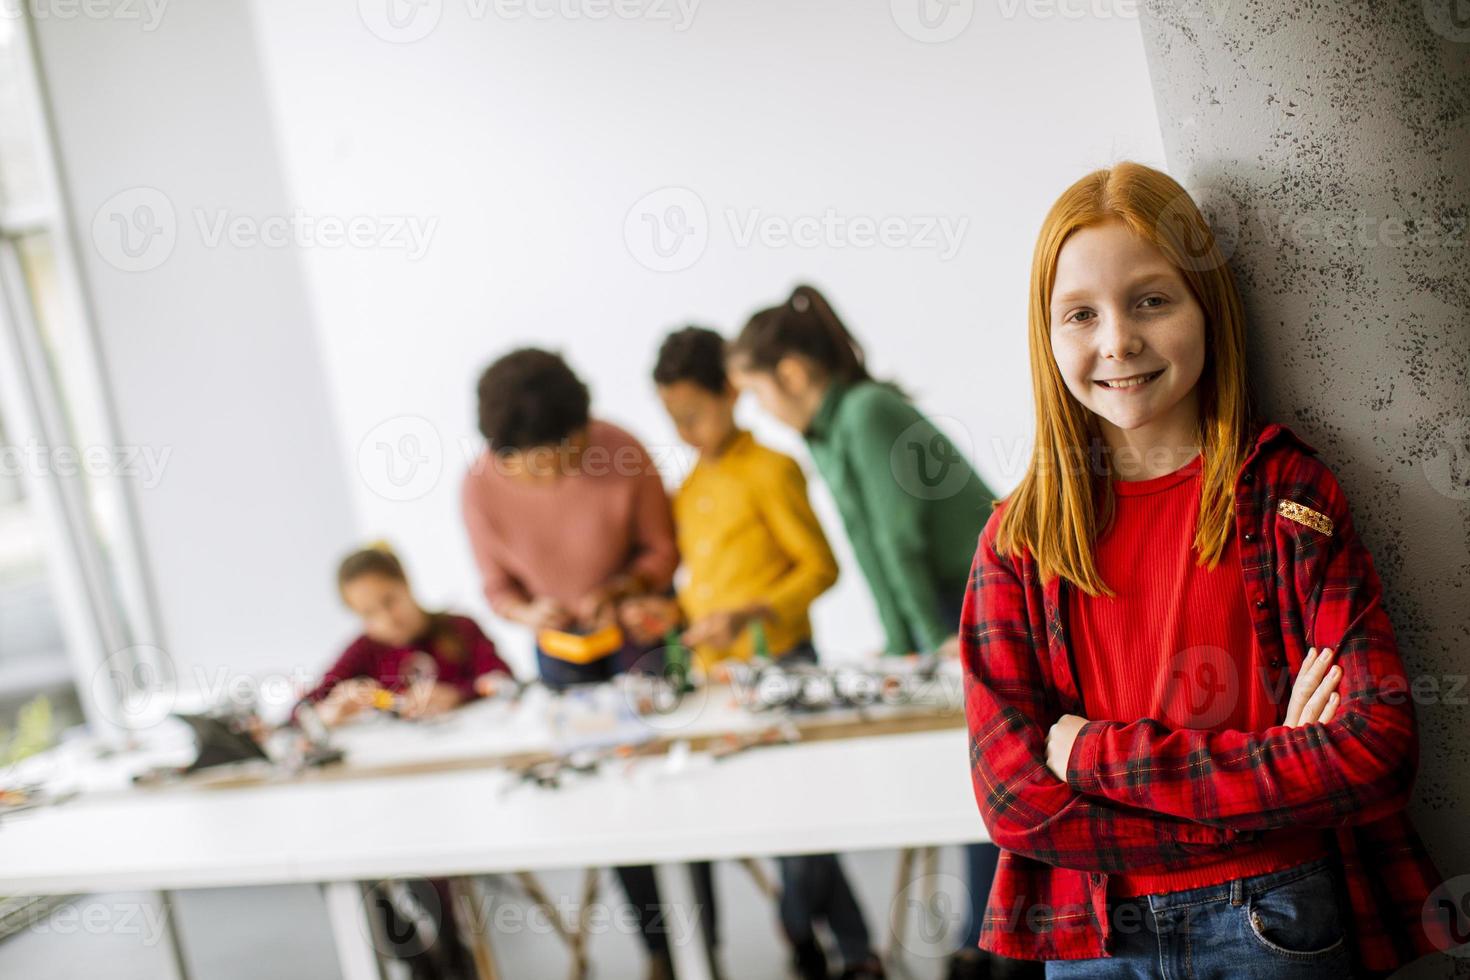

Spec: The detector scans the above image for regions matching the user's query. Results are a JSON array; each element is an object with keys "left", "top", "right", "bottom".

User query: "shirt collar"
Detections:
[
  {"left": 703, "top": 428, "right": 754, "bottom": 466},
  {"left": 804, "top": 382, "right": 850, "bottom": 441},
  {"left": 1243, "top": 419, "right": 1318, "bottom": 471}
]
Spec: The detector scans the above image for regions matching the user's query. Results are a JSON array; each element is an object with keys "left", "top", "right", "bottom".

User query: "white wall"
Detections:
[
  {"left": 29, "top": 0, "right": 361, "bottom": 704},
  {"left": 247, "top": 0, "right": 1167, "bottom": 671}
]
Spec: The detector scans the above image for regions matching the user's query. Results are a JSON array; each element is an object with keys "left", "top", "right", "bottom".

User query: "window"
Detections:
[{"left": 0, "top": 12, "right": 159, "bottom": 738}]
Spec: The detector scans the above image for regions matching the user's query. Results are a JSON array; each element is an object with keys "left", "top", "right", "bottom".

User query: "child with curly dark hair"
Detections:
[{"left": 460, "top": 346, "right": 680, "bottom": 980}]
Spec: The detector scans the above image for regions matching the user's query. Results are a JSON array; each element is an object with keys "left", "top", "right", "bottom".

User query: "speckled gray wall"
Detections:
[{"left": 1137, "top": 1, "right": 1469, "bottom": 973}]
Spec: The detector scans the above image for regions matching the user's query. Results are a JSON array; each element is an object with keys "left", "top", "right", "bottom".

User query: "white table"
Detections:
[{"left": 0, "top": 683, "right": 989, "bottom": 979}]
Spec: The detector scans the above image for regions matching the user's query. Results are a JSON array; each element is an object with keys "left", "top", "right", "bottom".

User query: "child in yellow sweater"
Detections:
[{"left": 647, "top": 326, "right": 884, "bottom": 980}]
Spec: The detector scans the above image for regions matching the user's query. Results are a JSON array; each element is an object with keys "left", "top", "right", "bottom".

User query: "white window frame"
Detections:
[{"left": 0, "top": 10, "right": 163, "bottom": 738}]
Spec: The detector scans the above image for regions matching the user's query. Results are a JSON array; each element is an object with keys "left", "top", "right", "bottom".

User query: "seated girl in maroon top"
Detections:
[{"left": 297, "top": 544, "right": 513, "bottom": 727}]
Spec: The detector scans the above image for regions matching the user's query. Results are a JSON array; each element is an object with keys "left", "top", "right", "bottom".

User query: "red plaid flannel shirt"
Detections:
[{"left": 961, "top": 421, "right": 1451, "bottom": 971}]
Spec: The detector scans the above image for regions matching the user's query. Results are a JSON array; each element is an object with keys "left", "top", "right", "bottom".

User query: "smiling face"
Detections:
[{"left": 1048, "top": 219, "right": 1207, "bottom": 462}]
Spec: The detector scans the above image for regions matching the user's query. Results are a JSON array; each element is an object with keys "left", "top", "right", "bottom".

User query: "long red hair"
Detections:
[{"left": 994, "top": 162, "right": 1254, "bottom": 596}]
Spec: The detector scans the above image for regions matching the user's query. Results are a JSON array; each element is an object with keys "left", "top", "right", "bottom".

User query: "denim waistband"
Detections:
[{"left": 1139, "top": 856, "right": 1337, "bottom": 914}]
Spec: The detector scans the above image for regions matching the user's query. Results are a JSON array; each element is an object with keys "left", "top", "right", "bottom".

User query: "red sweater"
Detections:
[
  {"left": 1066, "top": 452, "right": 1326, "bottom": 896},
  {"left": 298, "top": 613, "right": 511, "bottom": 712}
]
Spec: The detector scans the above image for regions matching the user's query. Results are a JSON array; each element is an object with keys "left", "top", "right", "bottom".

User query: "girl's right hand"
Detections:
[{"left": 1284, "top": 646, "right": 1341, "bottom": 727}]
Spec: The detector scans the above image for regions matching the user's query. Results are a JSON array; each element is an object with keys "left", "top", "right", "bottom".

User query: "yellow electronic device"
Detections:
[{"left": 536, "top": 623, "right": 625, "bottom": 664}]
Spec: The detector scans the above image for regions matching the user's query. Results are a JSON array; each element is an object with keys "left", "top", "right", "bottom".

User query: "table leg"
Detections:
[
  {"left": 652, "top": 862, "right": 713, "bottom": 980},
  {"left": 154, "top": 890, "right": 190, "bottom": 980},
  {"left": 323, "top": 881, "right": 386, "bottom": 980},
  {"left": 888, "top": 847, "right": 917, "bottom": 959},
  {"left": 447, "top": 877, "right": 501, "bottom": 980}
]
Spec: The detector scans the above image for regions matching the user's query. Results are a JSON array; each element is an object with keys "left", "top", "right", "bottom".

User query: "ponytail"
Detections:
[{"left": 729, "top": 284, "right": 876, "bottom": 387}]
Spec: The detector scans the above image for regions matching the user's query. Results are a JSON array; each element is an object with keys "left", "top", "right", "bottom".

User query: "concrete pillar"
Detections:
[{"left": 1137, "top": 3, "right": 1469, "bottom": 973}]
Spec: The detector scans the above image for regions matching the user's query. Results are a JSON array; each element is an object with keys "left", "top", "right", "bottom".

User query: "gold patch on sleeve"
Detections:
[{"left": 1277, "top": 499, "right": 1334, "bottom": 537}]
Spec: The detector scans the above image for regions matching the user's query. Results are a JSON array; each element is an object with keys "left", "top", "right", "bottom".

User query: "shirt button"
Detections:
[
  {"left": 1254, "top": 597, "right": 1267, "bottom": 610},
  {"left": 1242, "top": 531, "right": 1255, "bottom": 543},
  {"left": 1241, "top": 472, "right": 1254, "bottom": 485},
  {"left": 1269, "top": 655, "right": 1283, "bottom": 668}
]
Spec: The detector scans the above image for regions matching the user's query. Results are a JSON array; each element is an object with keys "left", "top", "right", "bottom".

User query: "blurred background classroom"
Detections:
[{"left": 0, "top": 0, "right": 1466, "bottom": 978}]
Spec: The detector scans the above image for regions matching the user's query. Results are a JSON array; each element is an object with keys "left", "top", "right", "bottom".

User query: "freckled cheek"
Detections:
[{"left": 1050, "top": 335, "right": 1095, "bottom": 399}]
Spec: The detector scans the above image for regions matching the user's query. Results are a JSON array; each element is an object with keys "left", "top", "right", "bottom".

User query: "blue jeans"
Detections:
[
  {"left": 1044, "top": 857, "right": 1354, "bottom": 979},
  {"left": 690, "top": 853, "right": 872, "bottom": 964},
  {"left": 775, "top": 639, "right": 818, "bottom": 665},
  {"left": 962, "top": 839, "right": 999, "bottom": 949}
]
